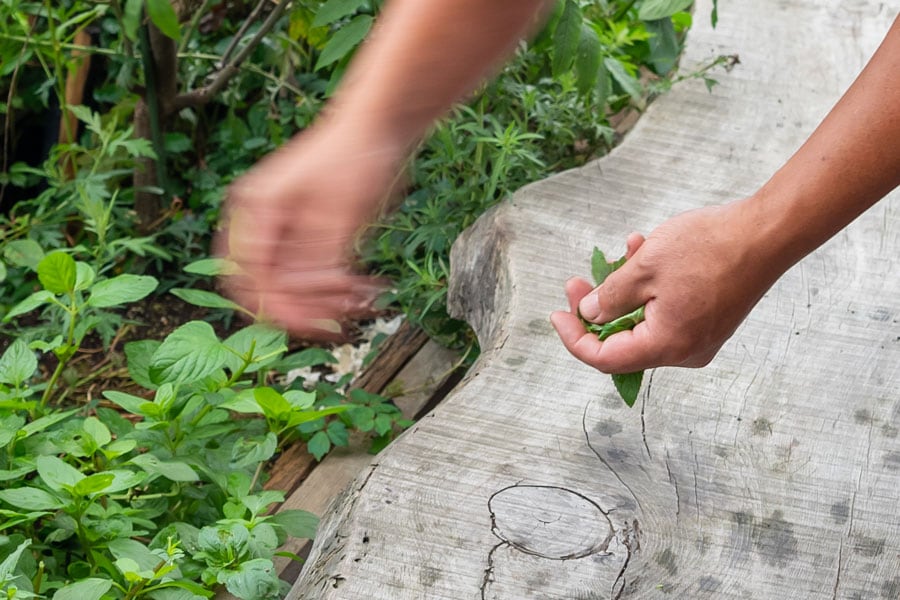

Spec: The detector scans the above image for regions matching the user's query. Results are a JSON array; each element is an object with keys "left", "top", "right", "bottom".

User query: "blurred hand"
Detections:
[
  {"left": 215, "top": 119, "right": 406, "bottom": 338},
  {"left": 551, "top": 200, "right": 786, "bottom": 373}
]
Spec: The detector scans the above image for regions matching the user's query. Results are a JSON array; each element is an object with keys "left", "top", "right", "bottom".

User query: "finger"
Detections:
[
  {"left": 552, "top": 311, "right": 666, "bottom": 373},
  {"left": 578, "top": 253, "right": 651, "bottom": 323},
  {"left": 564, "top": 277, "right": 594, "bottom": 313},
  {"left": 625, "top": 232, "right": 645, "bottom": 259}
]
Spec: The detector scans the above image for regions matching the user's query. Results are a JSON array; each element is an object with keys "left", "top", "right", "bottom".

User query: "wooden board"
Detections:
[{"left": 290, "top": 1, "right": 900, "bottom": 598}]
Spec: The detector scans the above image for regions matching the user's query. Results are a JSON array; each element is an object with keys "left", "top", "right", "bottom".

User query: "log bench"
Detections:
[{"left": 289, "top": 1, "right": 900, "bottom": 597}]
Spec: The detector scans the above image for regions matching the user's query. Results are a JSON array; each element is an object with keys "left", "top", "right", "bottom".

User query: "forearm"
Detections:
[
  {"left": 324, "top": 0, "right": 553, "bottom": 150},
  {"left": 746, "top": 15, "right": 900, "bottom": 270}
]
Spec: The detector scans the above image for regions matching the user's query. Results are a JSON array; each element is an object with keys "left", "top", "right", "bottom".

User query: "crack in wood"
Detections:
[
  {"left": 480, "top": 541, "right": 507, "bottom": 600},
  {"left": 664, "top": 450, "right": 680, "bottom": 517},
  {"left": 582, "top": 401, "right": 645, "bottom": 516},
  {"left": 640, "top": 370, "right": 655, "bottom": 459},
  {"left": 831, "top": 537, "right": 844, "bottom": 600},
  {"left": 611, "top": 519, "right": 640, "bottom": 600}
]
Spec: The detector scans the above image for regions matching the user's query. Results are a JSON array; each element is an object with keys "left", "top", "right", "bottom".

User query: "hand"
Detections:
[
  {"left": 215, "top": 118, "right": 406, "bottom": 338},
  {"left": 550, "top": 200, "right": 787, "bottom": 373}
]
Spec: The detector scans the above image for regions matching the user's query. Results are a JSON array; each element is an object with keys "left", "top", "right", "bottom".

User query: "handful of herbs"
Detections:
[{"left": 580, "top": 248, "right": 645, "bottom": 407}]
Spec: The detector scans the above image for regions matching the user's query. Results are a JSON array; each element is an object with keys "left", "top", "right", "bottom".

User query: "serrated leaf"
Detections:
[
  {"left": 605, "top": 57, "right": 642, "bottom": 100},
  {"left": 52, "top": 578, "right": 113, "bottom": 600},
  {"left": 87, "top": 274, "right": 158, "bottom": 307},
  {"left": 3, "top": 290, "right": 54, "bottom": 322},
  {"left": 0, "top": 487, "right": 64, "bottom": 510},
  {"left": 612, "top": 371, "right": 643, "bottom": 407},
  {"left": 223, "top": 324, "right": 287, "bottom": 373},
  {"left": 230, "top": 432, "right": 277, "bottom": 468},
  {"left": 130, "top": 454, "right": 199, "bottom": 482},
  {"left": 574, "top": 24, "right": 601, "bottom": 95},
  {"left": 125, "top": 339, "right": 161, "bottom": 390},
  {"left": 646, "top": 17, "right": 679, "bottom": 75},
  {"left": 0, "top": 338, "right": 37, "bottom": 386},
  {"left": 219, "top": 558, "right": 281, "bottom": 600},
  {"left": 149, "top": 321, "right": 229, "bottom": 385},
  {"left": 312, "top": 0, "right": 367, "bottom": 26},
  {"left": 37, "top": 251, "right": 76, "bottom": 294},
  {"left": 552, "top": 0, "right": 581, "bottom": 76},
  {"left": 169, "top": 288, "right": 244, "bottom": 312},
  {"left": 37, "top": 455, "right": 84, "bottom": 493},
  {"left": 315, "top": 15, "right": 372, "bottom": 71},
  {"left": 146, "top": 0, "right": 180, "bottom": 40},
  {"left": 269, "top": 509, "right": 319, "bottom": 539},
  {"left": 307, "top": 430, "right": 330, "bottom": 461},
  {"left": 3, "top": 239, "right": 44, "bottom": 269},
  {"left": 638, "top": 0, "right": 693, "bottom": 20}
]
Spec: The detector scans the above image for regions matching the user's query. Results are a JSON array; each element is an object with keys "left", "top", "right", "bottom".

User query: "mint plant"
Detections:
[{"left": 582, "top": 247, "right": 645, "bottom": 406}]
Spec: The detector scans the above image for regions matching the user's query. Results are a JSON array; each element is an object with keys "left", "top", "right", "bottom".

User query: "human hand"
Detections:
[
  {"left": 215, "top": 118, "right": 406, "bottom": 338},
  {"left": 550, "top": 200, "right": 787, "bottom": 373}
]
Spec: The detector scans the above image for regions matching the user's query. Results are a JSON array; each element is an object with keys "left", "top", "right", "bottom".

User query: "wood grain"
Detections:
[{"left": 290, "top": 1, "right": 900, "bottom": 598}]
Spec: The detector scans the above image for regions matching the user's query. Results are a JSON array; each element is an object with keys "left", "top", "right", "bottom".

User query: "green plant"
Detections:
[{"left": 580, "top": 247, "right": 644, "bottom": 406}]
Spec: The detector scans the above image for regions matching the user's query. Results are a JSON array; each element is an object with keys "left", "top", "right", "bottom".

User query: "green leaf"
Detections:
[
  {"left": 82, "top": 416, "right": 112, "bottom": 448},
  {"left": 125, "top": 339, "right": 161, "bottom": 389},
  {"left": 327, "top": 420, "right": 349, "bottom": 447},
  {"left": 3, "top": 290, "right": 54, "bottom": 321},
  {"left": 590, "top": 247, "right": 624, "bottom": 286},
  {"left": 52, "top": 578, "right": 113, "bottom": 600},
  {"left": 0, "top": 540, "right": 30, "bottom": 584},
  {"left": 109, "top": 538, "right": 163, "bottom": 572},
  {"left": 0, "top": 487, "right": 64, "bottom": 510},
  {"left": 74, "top": 262, "right": 96, "bottom": 291},
  {"left": 240, "top": 491, "right": 284, "bottom": 517},
  {"left": 0, "top": 261, "right": 6, "bottom": 283},
  {"left": 130, "top": 454, "right": 200, "bottom": 481},
  {"left": 223, "top": 324, "right": 288, "bottom": 373},
  {"left": 37, "top": 455, "right": 83, "bottom": 493},
  {"left": 271, "top": 347, "right": 337, "bottom": 372},
  {"left": 218, "top": 558, "right": 281, "bottom": 600},
  {"left": 169, "top": 288, "right": 245, "bottom": 313},
  {"left": 605, "top": 57, "right": 642, "bottom": 100},
  {"left": 612, "top": 371, "right": 643, "bottom": 407},
  {"left": 87, "top": 274, "right": 158, "bottom": 307},
  {"left": 574, "top": 24, "right": 601, "bottom": 95},
  {"left": 22, "top": 409, "right": 77, "bottom": 437},
  {"left": 638, "top": 0, "right": 693, "bottom": 20},
  {"left": 0, "top": 339, "right": 37, "bottom": 386},
  {"left": 123, "top": 0, "right": 143, "bottom": 42},
  {"left": 307, "top": 430, "right": 330, "bottom": 461},
  {"left": 219, "top": 389, "right": 263, "bottom": 414},
  {"left": 254, "top": 387, "right": 292, "bottom": 421},
  {"left": 269, "top": 509, "right": 319, "bottom": 539},
  {"left": 103, "top": 390, "right": 152, "bottom": 416},
  {"left": 551, "top": 0, "right": 581, "bottom": 76},
  {"left": 646, "top": 18, "right": 679, "bottom": 75},
  {"left": 146, "top": 0, "right": 180, "bottom": 41},
  {"left": 37, "top": 251, "right": 76, "bottom": 294},
  {"left": 3, "top": 239, "right": 44, "bottom": 269},
  {"left": 315, "top": 15, "right": 373, "bottom": 71},
  {"left": 312, "top": 0, "right": 367, "bottom": 26},
  {"left": 184, "top": 257, "right": 239, "bottom": 276},
  {"left": 711, "top": 0, "right": 718, "bottom": 27},
  {"left": 149, "top": 321, "right": 229, "bottom": 385},
  {"left": 230, "top": 432, "right": 277, "bottom": 468},
  {"left": 73, "top": 473, "right": 115, "bottom": 496}
]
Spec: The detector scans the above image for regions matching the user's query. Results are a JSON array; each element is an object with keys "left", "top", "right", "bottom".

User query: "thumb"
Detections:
[{"left": 578, "top": 247, "right": 650, "bottom": 323}]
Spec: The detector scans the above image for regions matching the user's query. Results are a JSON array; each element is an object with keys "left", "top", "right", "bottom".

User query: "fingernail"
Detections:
[{"left": 579, "top": 290, "right": 601, "bottom": 321}]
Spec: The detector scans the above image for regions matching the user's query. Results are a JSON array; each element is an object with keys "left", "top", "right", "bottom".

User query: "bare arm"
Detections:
[
  {"left": 220, "top": 0, "right": 552, "bottom": 336},
  {"left": 554, "top": 14, "right": 900, "bottom": 373}
]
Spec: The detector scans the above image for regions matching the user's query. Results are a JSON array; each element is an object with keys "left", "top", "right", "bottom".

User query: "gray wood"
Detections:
[{"left": 289, "top": 1, "right": 900, "bottom": 598}]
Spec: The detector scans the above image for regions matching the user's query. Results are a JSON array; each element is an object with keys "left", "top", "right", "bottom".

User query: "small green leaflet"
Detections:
[
  {"left": 315, "top": 14, "right": 372, "bottom": 71},
  {"left": 638, "top": 0, "right": 693, "bottom": 21},
  {"left": 584, "top": 247, "right": 645, "bottom": 407},
  {"left": 312, "top": 0, "right": 367, "bottom": 27},
  {"left": 146, "top": 0, "right": 180, "bottom": 41},
  {"left": 37, "top": 251, "right": 76, "bottom": 295},
  {"left": 552, "top": 0, "right": 581, "bottom": 76}
]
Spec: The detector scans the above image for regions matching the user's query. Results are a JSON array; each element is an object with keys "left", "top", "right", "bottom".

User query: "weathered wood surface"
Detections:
[{"left": 290, "top": 2, "right": 900, "bottom": 598}]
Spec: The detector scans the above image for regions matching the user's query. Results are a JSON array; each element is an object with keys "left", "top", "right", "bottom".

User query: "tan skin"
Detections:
[
  {"left": 552, "top": 14, "right": 900, "bottom": 373},
  {"left": 219, "top": 3, "right": 899, "bottom": 373}
]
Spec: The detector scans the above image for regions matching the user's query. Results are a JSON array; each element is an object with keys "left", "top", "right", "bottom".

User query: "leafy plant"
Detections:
[{"left": 580, "top": 247, "right": 644, "bottom": 406}]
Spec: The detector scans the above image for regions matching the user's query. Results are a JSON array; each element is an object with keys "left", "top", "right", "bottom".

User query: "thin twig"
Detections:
[
  {"left": 173, "top": 0, "right": 291, "bottom": 110},
  {"left": 177, "top": 0, "right": 217, "bottom": 54},
  {"left": 218, "top": 0, "right": 270, "bottom": 68}
]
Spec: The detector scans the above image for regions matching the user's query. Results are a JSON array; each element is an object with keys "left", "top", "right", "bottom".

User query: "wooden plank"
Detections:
[
  {"left": 289, "top": 2, "right": 900, "bottom": 598},
  {"left": 274, "top": 339, "right": 461, "bottom": 582}
]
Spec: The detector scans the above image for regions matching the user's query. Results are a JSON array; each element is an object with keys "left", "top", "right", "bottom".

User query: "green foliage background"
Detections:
[{"left": 0, "top": 0, "right": 720, "bottom": 597}]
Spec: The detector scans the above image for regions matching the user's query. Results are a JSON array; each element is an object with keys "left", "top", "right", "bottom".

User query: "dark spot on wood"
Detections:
[
  {"left": 698, "top": 576, "right": 722, "bottom": 592},
  {"left": 869, "top": 308, "right": 892, "bottom": 322},
  {"left": 883, "top": 451, "right": 900, "bottom": 470},
  {"left": 362, "top": 535, "right": 370, "bottom": 544},
  {"left": 752, "top": 417, "right": 773, "bottom": 436},
  {"left": 853, "top": 536, "right": 885, "bottom": 558},
  {"left": 882, "top": 577, "right": 900, "bottom": 598},
  {"left": 713, "top": 445, "right": 729, "bottom": 459},
  {"left": 654, "top": 547, "right": 678, "bottom": 576},
  {"left": 503, "top": 355, "right": 526, "bottom": 366},
  {"left": 881, "top": 424, "right": 898, "bottom": 438},
  {"left": 607, "top": 448, "right": 628, "bottom": 462},
  {"left": 830, "top": 499, "right": 850, "bottom": 524},
  {"left": 418, "top": 566, "right": 440, "bottom": 587},
  {"left": 594, "top": 419, "right": 623, "bottom": 437},
  {"left": 854, "top": 409, "right": 874, "bottom": 424},
  {"left": 752, "top": 510, "right": 798, "bottom": 568}
]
